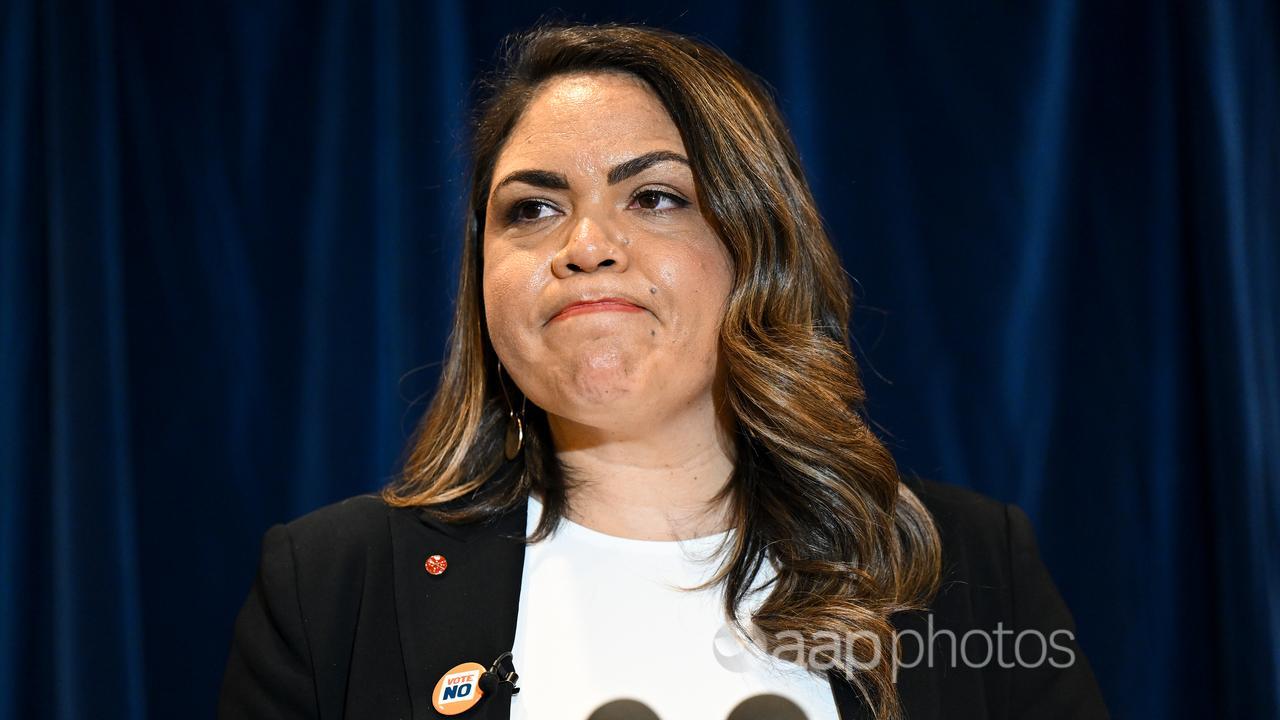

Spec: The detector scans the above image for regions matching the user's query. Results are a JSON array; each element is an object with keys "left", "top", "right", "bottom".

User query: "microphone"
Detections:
[
  {"left": 585, "top": 699, "right": 662, "bottom": 720},
  {"left": 477, "top": 651, "right": 520, "bottom": 697},
  {"left": 726, "top": 693, "right": 809, "bottom": 720}
]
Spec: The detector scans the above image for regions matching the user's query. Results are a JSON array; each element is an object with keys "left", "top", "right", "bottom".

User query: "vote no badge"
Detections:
[{"left": 432, "top": 661, "right": 486, "bottom": 715}]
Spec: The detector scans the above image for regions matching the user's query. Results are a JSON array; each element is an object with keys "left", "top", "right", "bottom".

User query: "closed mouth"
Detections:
[{"left": 550, "top": 298, "right": 646, "bottom": 322}]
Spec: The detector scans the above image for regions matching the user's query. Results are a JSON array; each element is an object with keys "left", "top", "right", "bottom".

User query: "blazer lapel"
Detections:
[{"left": 390, "top": 497, "right": 528, "bottom": 720}]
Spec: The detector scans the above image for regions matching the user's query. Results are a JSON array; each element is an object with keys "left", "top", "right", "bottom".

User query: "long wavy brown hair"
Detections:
[{"left": 382, "top": 22, "right": 942, "bottom": 719}]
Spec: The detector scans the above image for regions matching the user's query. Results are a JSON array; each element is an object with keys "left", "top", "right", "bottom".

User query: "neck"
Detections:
[{"left": 543, "top": 397, "right": 737, "bottom": 542}]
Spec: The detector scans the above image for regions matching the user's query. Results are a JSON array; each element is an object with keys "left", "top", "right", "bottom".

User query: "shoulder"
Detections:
[
  {"left": 284, "top": 493, "right": 392, "bottom": 542},
  {"left": 257, "top": 494, "right": 409, "bottom": 658},
  {"left": 900, "top": 475, "right": 1035, "bottom": 619},
  {"left": 244, "top": 493, "right": 410, "bottom": 602},
  {"left": 904, "top": 475, "right": 1015, "bottom": 562},
  {"left": 223, "top": 493, "right": 415, "bottom": 717},
  {"left": 906, "top": 474, "right": 1054, "bottom": 561},
  {"left": 900, "top": 475, "right": 1074, "bottom": 632},
  {"left": 898, "top": 481, "right": 1110, "bottom": 716},
  {"left": 905, "top": 475, "right": 1007, "bottom": 520},
  {"left": 266, "top": 493, "right": 407, "bottom": 575}
]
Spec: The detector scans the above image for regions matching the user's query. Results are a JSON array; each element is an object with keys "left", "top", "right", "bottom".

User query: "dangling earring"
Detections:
[{"left": 497, "top": 361, "right": 526, "bottom": 460}]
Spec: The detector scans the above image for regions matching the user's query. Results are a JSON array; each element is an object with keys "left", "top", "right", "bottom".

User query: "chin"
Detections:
[{"left": 561, "top": 367, "right": 647, "bottom": 410}]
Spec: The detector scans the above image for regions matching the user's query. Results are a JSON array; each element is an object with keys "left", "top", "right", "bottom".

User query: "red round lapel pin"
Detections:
[
  {"left": 432, "top": 661, "right": 485, "bottom": 715},
  {"left": 425, "top": 554, "right": 448, "bottom": 576}
]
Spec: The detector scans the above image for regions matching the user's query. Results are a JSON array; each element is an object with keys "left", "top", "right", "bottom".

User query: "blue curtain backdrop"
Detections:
[{"left": 2, "top": 1, "right": 1277, "bottom": 717}]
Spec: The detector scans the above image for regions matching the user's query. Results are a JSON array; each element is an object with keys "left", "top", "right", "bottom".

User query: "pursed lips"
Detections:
[{"left": 549, "top": 298, "right": 647, "bottom": 323}]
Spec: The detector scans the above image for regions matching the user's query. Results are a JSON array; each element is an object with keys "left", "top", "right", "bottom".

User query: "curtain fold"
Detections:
[
  {"left": 2, "top": 1, "right": 1276, "bottom": 717},
  {"left": 1191, "top": 2, "right": 1280, "bottom": 714}
]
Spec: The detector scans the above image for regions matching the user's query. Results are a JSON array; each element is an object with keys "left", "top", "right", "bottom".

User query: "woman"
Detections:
[{"left": 219, "top": 23, "right": 1108, "bottom": 720}]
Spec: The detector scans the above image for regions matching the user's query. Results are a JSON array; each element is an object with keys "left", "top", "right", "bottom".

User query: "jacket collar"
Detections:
[{"left": 415, "top": 506, "right": 495, "bottom": 543}]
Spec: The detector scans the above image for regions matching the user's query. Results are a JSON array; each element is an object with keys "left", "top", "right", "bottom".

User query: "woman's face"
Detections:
[{"left": 482, "top": 71, "right": 733, "bottom": 434}]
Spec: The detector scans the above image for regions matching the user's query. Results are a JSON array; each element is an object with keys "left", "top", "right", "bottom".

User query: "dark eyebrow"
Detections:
[
  {"left": 491, "top": 151, "right": 689, "bottom": 194},
  {"left": 493, "top": 169, "right": 570, "bottom": 192},
  {"left": 607, "top": 150, "right": 689, "bottom": 185}
]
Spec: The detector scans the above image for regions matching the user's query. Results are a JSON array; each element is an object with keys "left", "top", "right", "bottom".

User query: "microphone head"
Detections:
[
  {"left": 726, "top": 693, "right": 809, "bottom": 720},
  {"left": 585, "top": 699, "right": 662, "bottom": 720}
]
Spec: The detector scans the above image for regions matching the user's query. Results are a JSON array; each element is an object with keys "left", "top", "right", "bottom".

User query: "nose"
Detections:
[{"left": 550, "top": 213, "right": 629, "bottom": 277}]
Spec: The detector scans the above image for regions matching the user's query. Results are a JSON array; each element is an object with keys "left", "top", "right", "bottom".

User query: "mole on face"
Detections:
[{"left": 649, "top": 287, "right": 657, "bottom": 294}]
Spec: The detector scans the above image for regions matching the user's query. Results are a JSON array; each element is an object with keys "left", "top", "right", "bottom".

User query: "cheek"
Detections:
[
  {"left": 483, "top": 246, "right": 550, "bottom": 357},
  {"left": 482, "top": 251, "right": 525, "bottom": 351},
  {"left": 653, "top": 244, "right": 733, "bottom": 337}
]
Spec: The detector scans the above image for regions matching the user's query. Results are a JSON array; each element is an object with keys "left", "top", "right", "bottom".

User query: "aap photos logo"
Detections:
[
  {"left": 712, "top": 622, "right": 761, "bottom": 673},
  {"left": 710, "top": 618, "right": 1080, "bottom": 676},
  {"left": 431, "top": 661, "right": 486, "bottom": 716}
]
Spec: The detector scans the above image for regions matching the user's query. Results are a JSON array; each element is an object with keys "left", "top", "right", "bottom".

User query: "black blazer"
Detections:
[{"left": 218, "top": 477, "right": 1109, "bottom": 719}]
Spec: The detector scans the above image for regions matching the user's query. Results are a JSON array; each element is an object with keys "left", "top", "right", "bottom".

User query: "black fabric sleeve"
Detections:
[
  {"left": 1005, "top": 503, "right": 1110, "bottom": 719},
  {"left": 218, "top": 524, "right": 320, "bottom": 719}
]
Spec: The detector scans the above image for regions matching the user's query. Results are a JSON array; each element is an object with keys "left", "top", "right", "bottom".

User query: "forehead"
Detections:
[{"left": 492, "top": 72, "right": 687, "bottom": 178}]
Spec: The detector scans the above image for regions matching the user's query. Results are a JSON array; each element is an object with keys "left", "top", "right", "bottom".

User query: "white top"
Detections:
[{"left": 509, "top": 493, "right": 840, "bottom": 720}]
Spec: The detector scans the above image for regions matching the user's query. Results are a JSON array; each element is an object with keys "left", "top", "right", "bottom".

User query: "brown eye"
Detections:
[
  {"left": 508, "top": 200, "right": 558, "bottom": 224},
  {"left": 636, "top": 191, "right": 663, "bottom": 210},
  {"left": 630, "top": 190, "right": 688, "bottom": 212}
]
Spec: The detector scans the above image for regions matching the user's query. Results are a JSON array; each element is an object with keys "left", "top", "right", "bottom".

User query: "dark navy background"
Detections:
[{"left": 2, "top": 1, "right": 1277, "bottom": 717}]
